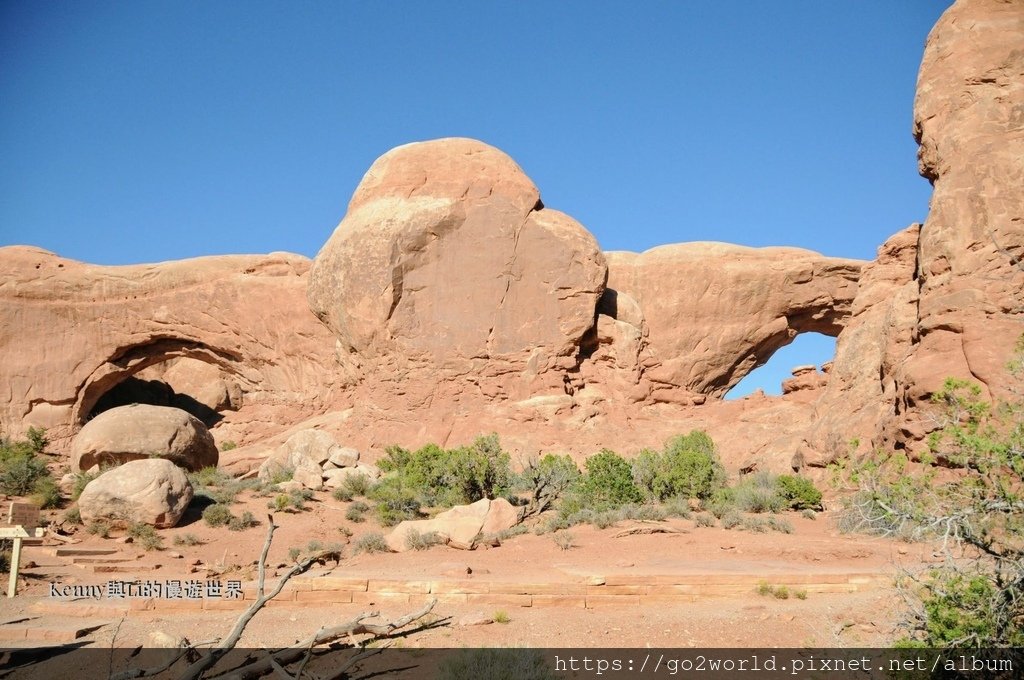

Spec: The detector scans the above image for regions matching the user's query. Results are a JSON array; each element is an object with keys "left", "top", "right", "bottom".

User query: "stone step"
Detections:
[
  {"left": 32, "top": 600, "right": 132, "bottom": 618},
  {"left": 0, "top": 617, "right": 110, "bottom": 642},
  {"left": 72, "top": 563, "right": 136, "bottom": 573},
  {"left": 71, "top": 556, "right": 134, "bottom": 565},
  {"left": 51, "top": 547, "right": 120, "bottom": 557}
]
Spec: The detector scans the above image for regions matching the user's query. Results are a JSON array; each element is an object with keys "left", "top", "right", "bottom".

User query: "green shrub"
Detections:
[
  {"left": 269, "top": 494, "right": 290, "bottom": 512},
  {"left": 562, "top": 449, "right": 642, "bottom": 514},
  {"left": 31, "top": 476, "right": 61, "bottom": 509},
  {"left": 26, "top": 427, "right": 48, "bottom": 454},
  {"left": 369, "top": 478, "right": 422, "bottom": 526},
  {"left": 352, "top": 532, "right": 390, "bottom": 555},
  {"left": 493, "top": 610, "right": 510, "bottom": 624},
  {"left": 776, "top": 474, "right": 823, "bottom": 510},
  {"left": 72, "top": 470, "right": 100, "bottom": 501},
  {"left": 63, "top": 507, "right": 82, "bottom": 525},
  {"left": 740, "top": 516, "right": 768, "bottom": 533},
  {"left": 663, "top": 498, "right": 692, "bottom": 519},
  {"left": 173, "top": 533, "right": 202, "bottom": 546},
  {"left": 332, "top": 486, "right": 354, "bottom": 502},
  {"left": 377, "top": 434, "right": 512, "bottom": 508},
  {"left": 766, "top": 517, "right": 794, "bottom": 534},
  {"left": 221, "top": 440, "right": 238, "bottom": 451},
  {"left": 731, "top": 472, "right": 787, "bottom": 513},
  {"left": 0, "top": 444, "right": 51, "bottom": 496},
  {"left": 517, "top": 453, "right": 580, "bottom": 515},
  {"left": 801, "top": 509, "right": 817, "bottom": 520},
  {"left": 633, "top": 431, "right": 726, "bottom": 502},
  {"left": 202, "top": 504, "right": 233, "bottom": 527}
]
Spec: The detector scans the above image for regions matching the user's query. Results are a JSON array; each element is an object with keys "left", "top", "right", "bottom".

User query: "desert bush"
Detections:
[
  {"left": 86, "top": 520, "right": 111, "bottom": 538},
  {"left": 0, "top": 438, "right": 52, "bottom": 497},
  {"left": 438, "top": 649, "right": 552, "bottom": 680},
  {"left": 269, "top": 494, "right": 290, "bottom": 512},
  {"left": 352, "top": 532, "right": 390, "bottom": 555},
  {"left": 552, "top": 531, "right": 577, "bottom": 551},
  {"left": 404, "top": 528, "right": 443, "bottom": 551},
  {"left": 731, "top": 472, "right": 787, "bottom": 513},
  {"left": 740, "top": 516, "right": 768, "bottom": 533},
  {"left": 228, "top": 511, "right": 258, "bottom": 531},
  {"left": 756, "top": 582, "right": 791, "bottom": 599},
  {"left": 721, "top": 510, "right": 742, "bottom": 529},
  {"left": 517, "top": 453, "right": 580, "bottom": 516},
  {"left": 561, "top": 449, "right": 642, "bottom": 515},
  {"left": 776, "top": 474, "right": 823, "bottom": 510},
  {"left": 633, "top": 431, "right": 726, "bottom": 502},
  {"left": 63, "top": 507, "right": 82, "bottom": 525},
  {"left": 173, "top": 533, "right": 202, "bottom": 546},
  {"left": 801, "top": 509, "right": 818, "bottom": 520},
  {"left": 369, "top": 479, "right": 422, "bottom": 526},
  {"left": 332, "top": 486, "right": 355, "bottom": 502},
  {"left": 220, "top": 440, "right": 238, "bottom": 451},
  {"left": 340, "top": 472, "right": 371, "bottom": 497},
  {"left": 31, "top": 476, "right": 61, "bottom": 509},
  {"left": 377, "top": 434, "right": 512, "bottom": 508},
  {"left": 844, "top": 343, "right": 1024, "bottom": 647},
  {"left": 693, "top": 512, "right": 716, "bottom": 528},
  {"left": 346, "top": 500, "right": 370, "bottom": 523},
  {"left": 495, "top": 524, "right": 528, "bottom": 541},
  {"left": 72, "top": 470, "right": 100, "bottom": 501},
  {"left": 202, "top": 503, "right": 233, "bottom": 527},
  {"left": 26, "top": 426, "right": 48, "bottom": 454},
  {"left": 128, "top": 522, "right": 163, "bottom": 551},
  {"left": 766, "top": 517, "right": 794, "bottom": 534},
  {"left": 493, "top": 610, "right": 510, "bottom": 624},
  {"left": 189, "top": 466, "right": 232, "bottom": 488},
  {"left": 663, "top": 497, "right": 692, "bottom": 519}
]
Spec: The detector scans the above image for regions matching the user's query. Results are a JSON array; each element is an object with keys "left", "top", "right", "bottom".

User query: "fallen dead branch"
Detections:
[
  {"left": 108, "top": 514, "right": 438, "bottom": 680},
  {"left": 612, "top": 525, "right": 686, "bottom": 538}
]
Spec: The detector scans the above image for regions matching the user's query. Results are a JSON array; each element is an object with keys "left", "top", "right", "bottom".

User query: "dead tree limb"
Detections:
[{"left": 207, "top": 599, "right": 437, "bottom": 680}]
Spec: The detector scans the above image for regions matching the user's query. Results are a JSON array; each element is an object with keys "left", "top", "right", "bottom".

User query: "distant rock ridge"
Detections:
[{"left": 0, "top": 0, "right": 1020, "bottom": 475}]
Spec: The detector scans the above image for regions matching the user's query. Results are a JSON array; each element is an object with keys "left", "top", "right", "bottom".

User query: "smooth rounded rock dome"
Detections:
[{"left": 78, "top": 458, "right": 194, "bottom": 528}]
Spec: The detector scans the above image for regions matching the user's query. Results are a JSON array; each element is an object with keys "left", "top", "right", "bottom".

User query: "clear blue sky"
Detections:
[{"left": 0, "top": 0, "right": 949, "bottom": 396}]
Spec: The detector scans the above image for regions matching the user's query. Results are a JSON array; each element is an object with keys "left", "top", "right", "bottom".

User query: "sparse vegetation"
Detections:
[
  {"left": 552, "top": 531, "right": 577, "bottom": 551},
  {"left": 841, "top": 336, "right": 1024, "bottom": 647},
  {"left": 693, "top": 512, "right": 716, "bottom": 528},
  {"left": 493, "top": 610, "right": 510, "bottom": 624},
  {"left": 345, "top": 500, "right": 369, "bottom": 523},
  {"left": 221, "top": 440, "right": 238, "bottom": 451},
  {"left": 63, "top": 507, "right": 82, "bottom": 525},
  {"left": 368, "top": 481, "right": 422, "bottom": 526},
  {"left": 86, "top": 520, "right": 111, "bottom": 538},
  {"left": 31, "top": 476, "right": 60, "bottom": 509},
  {"left": 352, "top": 532, "right": 390, "bottom": 555},
  {"left": 228, "top": 510, "right": 259, "bottom": 531},
  {"left": 127, "top": 522, "right": 163, "bottom": 551},
  {"left": 173, "top": 533, "right": 202, "bottom": 547},
  {"left": 756, "top": 581, "right": 792, "bottom": 600},
  {"left": 404, "top": 528, "right": 443, "bottom": 551}
]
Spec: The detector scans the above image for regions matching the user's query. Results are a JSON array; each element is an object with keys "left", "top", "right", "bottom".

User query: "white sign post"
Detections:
[{"left": 5, "top": 502, "right": 40, "bottom": 597}]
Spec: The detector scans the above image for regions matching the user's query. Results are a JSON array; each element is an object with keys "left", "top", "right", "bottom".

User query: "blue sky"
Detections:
[{"left": 0, "top": 0, "right": 949, "bottom": 397}]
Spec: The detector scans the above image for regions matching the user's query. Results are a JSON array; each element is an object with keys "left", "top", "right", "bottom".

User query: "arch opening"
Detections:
[
  {"left": 725, "top": 332, "right": 837, "bottom": 400},
  {"left": 75, "top": 338, "right": 245, "bottom": 427}
]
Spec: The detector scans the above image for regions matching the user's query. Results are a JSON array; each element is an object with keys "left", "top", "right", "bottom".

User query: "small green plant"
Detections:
[
  {"left": 63, "top": 507, "right": 82, "bottom": 525},
  {"left": 346, "top": 500, "right": 369, "bottom": 523},
  {"left": 26, "top": 427, "right": 48, "bottom": 454},
  {"left": 269, "top": 467, "right": 294, "bottom": 485},
  {"left": 288, "top": 547, "right": 301, "bottom": 562},
  {"left": 127, "top": 523, "right": 163, "bottom": 551},
  {"left": 493, "top": 610, "right": 510, "bottom": 624},
  {"left": 352, "top": 532, "right": 390, "bottom": 555},
  {"left": 228, "top": 511, "right": 258, "bottom": 531},
  {"left": 495, "top": 524, "right": 528, "bottom": 542},
  {"left": 773, "top": 585, "right": 790, "bottom": 600},
  {"left": 553, "top": 531, "right": 576, "bottom": 551},
  {"left": 72, "top": 470, "right": 100, "bottom": 500},
  {"left": 801, "top": 509, "right": 817, "bottom": 520},
  {"left": 221, "top": 440, "right": 238, "bottom": 451},
  {"left": 756, "top": 582, "right": 791, "bottom": 599},
  {"left": 740, "top": 516, "right": 768, "bottom": 533},
  {"left": 340, "top": 472, "right": 371, "bottom": 497},
  {"left": 270, "top": 494, "right": 290, "bottom": 512},
  {"left": 173, "top": 533, "right": 202, "bottom": 547},
  {"left": 766, "top": 517, "right": 794, "bottom": 534},
  {"left": 757, "top": 580, "right": 773, "bottom": 596},
  {"left": 332, "top": 486, "right": 354, "bottom": 502},
  {"left": 202, "top": 503, "right": 233, "bottom": 527},
  {"left": 794, "top": 589, "right": 808, "bottom": 600},
  {"left": 287, "top": 488, "right": 313, "bottom": 511}
]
